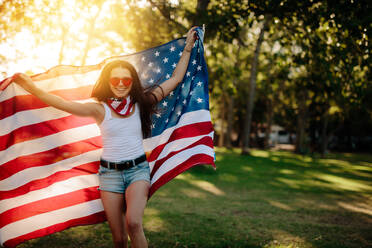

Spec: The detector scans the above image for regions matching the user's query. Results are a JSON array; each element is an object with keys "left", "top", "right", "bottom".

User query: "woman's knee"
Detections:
[{"left": 126, "top": 217, "right": 142, "bottom": 233}]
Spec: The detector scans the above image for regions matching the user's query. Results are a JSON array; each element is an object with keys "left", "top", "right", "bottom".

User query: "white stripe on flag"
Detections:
[
  {"left": 0, "top": 107, "right": 71, "bottom": 136},
  {"left": 0, "top": 84, "right": 28, "bottom": 102},
  {"left": 0, "top": 72, "right": 99, "bottom": 102},
  {"left": 0, "top": 99, "right": 97, "bottom": 136},
  {"left": 143, "top": 109, "right": 212, "bottom": 151},
  {"left": 0, "top": 199, "right": 103, "bottom": 242},
  {"left": 0, "top": 149, "right": 102, "bottom": 191},
  {"left": 151, "top": 144, "right": 214, "bottom": 184},
  {"left": 0, "top": 124, "right": 100, "bottom": 165},
  {"left": 148, "top": 131, "right": 214, "bottom": 169},
  {"left": 0, "top": 174, "right": 100, "bottom": 215}
]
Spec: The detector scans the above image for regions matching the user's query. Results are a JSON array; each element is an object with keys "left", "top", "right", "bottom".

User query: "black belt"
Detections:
[{"left": 100, "top": 154, "right": 147, "bottom": 170}]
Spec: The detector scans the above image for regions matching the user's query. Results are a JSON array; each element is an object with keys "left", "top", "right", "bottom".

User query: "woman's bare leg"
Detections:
[
  {"left": 125, "top": 180, "right": 150, "bottom": 248},
  {"left": 100, "top": 190, "right": 128, "bottom": 248}
]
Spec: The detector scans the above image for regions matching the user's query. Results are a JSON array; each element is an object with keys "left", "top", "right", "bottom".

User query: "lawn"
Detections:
[{"left": 18, "top": 148, "right": 372, "bottom": 248}]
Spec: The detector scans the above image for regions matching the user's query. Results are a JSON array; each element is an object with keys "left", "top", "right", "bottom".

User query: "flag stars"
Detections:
[
  {"left": 156, "top": 67, "right": 161, "bottom": 73},
  {"left": 141, "top": 56, "right": 146, "bottom": 61},
  {"left": 172, "top": 63, "right": 177, "bottom": 68},
  {"left": 155, "top": 113, "right": 161, "bottom": 118},
  {"left": 169, "top": 91, "right": 174, "bottom": 96},
  {"left": 170, "top": 46, "right": 176, "bottom": 52},
  {"left": 151, "top": 123, "right": 155, "bottom": 129},
  {"left": 148, "top": 62, "right": 153, "bottom": 67},
  {"left": 197, "top": 98, "right": 203, "bottom": 103},
  {"left": 183, "top": 99, "right": 187, "bottom": 105},
  {"left": 163, "top": 57, "right": 169, "bottom": 63},
  {"left": 166, "top": 74, "right": 171, "bottom": 79},
  {"left": 181, "top": 83, "right": 185, "bottom": 88},
  {"left": 186, "top": 71, "right": 191, "bottom": 77},
  {"left": 165, "top": 118, "right": 169, "bottom": 123},
  {"left": 192, "top": 76, "right": 195, "bottom": 80},
  {"left": 149, "top": 78, "right": 154, "bottom": 84},
  {"left": 197, "top": 81, "right": 203, "bottom": 86},
  {"left": 155, "top": 51, "right": 160, "bottom": 56},
  {"left": 162, "top": 101, "right": 168, "bottom": 107},
  {"left": 197, "top": 65, "right": 202, "bottom": 71},
  {"left": 178, "top": 51, "right": 182, "bottom": 57},
  {"left": 192, "top": 60, "right": 197, "bottom": 65},
  {"left": 176, "top": 110, "right": 181, "bottom": 116}
]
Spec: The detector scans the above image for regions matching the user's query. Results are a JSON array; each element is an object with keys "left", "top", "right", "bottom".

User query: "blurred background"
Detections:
[{"left": 1, "top": 0, "right": 371, "bottom": 156}]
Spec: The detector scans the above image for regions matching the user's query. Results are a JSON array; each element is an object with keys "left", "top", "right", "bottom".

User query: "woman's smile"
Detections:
[{"left": 109, "top": 67, "right": 133, "bottom": 98}]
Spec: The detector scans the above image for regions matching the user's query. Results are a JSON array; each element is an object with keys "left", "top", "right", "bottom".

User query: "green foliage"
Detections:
[{"left": 0, "top": 0, "right": 370, "bottom": 151}]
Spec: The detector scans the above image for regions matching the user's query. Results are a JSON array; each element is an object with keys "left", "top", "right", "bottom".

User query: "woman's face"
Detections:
[{"left": 109, "top": 67, "right": 133, "bottom": 98}]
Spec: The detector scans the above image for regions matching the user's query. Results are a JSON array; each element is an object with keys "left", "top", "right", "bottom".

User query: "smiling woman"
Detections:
[
  {"left": 109, "top": 67, "right": 133, "bottom": 98},
  {"left": 7, "top": 26, "right": 199, "bottom": 248}
]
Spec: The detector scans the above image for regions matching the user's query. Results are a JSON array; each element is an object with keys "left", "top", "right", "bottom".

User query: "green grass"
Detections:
[{"left": 18, "top": 148, "right": 372, "bottom": 248}]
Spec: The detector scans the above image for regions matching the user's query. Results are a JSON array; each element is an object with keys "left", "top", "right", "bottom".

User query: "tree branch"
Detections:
[{"left": 147, "top": 0, "right": 187, "bottom": 33}]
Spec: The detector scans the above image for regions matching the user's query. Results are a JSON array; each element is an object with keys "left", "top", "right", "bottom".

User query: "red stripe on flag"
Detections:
[
  {"left": 0, "top": 115, "right": 95, "bottom": 151},
  {"left": 0, "top": 161, "right": 99, "bottom": 200},
  {"left": 3, "top": 211, "right": 106, "bottom": 248},
  {"left": 149, "top": 153, "right": 215, "bottom": 198},
  {"left": 0, "top": 186, "right": 100, "bottom": 229},
  {"left": 0, "top": 77, "right": 12, "bottom": 91},
  {"left": 122, "top": 102, "right": 134, "bottom": 115},
  {"left": 0, "top": 85, "right": 93, "bottom": 120},
  {"left": 115, "top": 99, "right": 127, "bottom": 113},
  {"left": 0, "top": 136, "right": 102, "bottom": 181},
  {"left": 150, "top": 135, "right": 214, "bottom": 178},
  {"left": 147, "top": 121, "right": 213, "bottom": 162}
]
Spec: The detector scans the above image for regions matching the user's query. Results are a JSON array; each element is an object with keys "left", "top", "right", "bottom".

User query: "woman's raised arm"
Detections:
[
  {"left": 12, "top": 73, "right": 103, "bottom": 120},
  {"left": 150, "top": 26, "right": 198, "bottom": 102}
]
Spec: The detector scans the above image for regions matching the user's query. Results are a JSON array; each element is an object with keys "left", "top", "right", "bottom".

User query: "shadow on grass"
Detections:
[{"left": 142, "top": 148, "right": 372, "bottom": 248}]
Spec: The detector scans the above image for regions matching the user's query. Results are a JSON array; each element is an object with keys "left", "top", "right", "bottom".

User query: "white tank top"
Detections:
[{"left": 98, "top": 102, "right": 145, "bottom": 162}]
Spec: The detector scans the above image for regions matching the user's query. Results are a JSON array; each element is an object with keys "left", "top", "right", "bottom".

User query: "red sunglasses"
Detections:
[{"left": 110, "top": 77, "right": 133, "bottom": 87}]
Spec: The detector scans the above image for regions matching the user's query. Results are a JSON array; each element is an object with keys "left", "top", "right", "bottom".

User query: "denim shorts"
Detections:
[{"left": 97, "top": 160, "right": 151, "bottom": 194}]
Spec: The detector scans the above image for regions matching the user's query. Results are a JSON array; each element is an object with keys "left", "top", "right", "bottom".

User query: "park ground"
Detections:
[{"left": 19, "top": 148, "right": 372, "bottom": 248}]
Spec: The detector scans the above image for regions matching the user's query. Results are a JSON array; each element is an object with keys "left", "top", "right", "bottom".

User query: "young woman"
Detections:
[{"left": 13, "top": 27, "right": 197, "bottom": 248}]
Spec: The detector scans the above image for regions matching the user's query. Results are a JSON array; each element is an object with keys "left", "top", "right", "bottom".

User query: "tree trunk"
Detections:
[
  {"left": 218, "top": 94, "right": 226, "bottom": 147},
  {"left": 320, "top": 106, "right": 330, "bottom": 157},
  {"left": 295, "top": 89, "right": 309, "bottom": 154},
  {"left": 241, "top": 15, "right": 271, "bottom": 155},
  {"left": 225, "top": 96, "right": 234, "bottom": 148},
  {"left": 192, "top": 0, "right": 210, "bottom": 26},
  {"left": 58, "top": 26, "right": 68, "bottom": 64},
  {"left": 264, "top": 98, "right": 273, "bottom": 149},
  {"left": 80, "top": 3, "right": 103, "bottom": 66}
]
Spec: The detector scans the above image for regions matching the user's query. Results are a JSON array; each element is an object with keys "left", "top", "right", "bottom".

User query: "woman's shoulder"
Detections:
[{"left": 83, "top": 98, "right": 105, "bottom": 116}]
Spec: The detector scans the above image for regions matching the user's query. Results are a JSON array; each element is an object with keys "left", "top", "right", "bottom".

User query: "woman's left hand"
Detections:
[{"left": 184, "top": 26, "right": 198, "bottom": 52}]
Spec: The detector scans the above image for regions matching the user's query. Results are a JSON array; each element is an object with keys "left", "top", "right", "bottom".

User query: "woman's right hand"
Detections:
[{"left": 12, "top": 73, "right": 37, "bottom": 93}]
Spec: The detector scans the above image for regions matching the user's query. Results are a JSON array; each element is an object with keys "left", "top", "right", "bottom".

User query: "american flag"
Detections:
[{"left": 0, "top": 27, "right": 215, "bottom": 247}]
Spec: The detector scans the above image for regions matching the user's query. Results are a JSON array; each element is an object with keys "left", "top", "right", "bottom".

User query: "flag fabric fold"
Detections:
[{"left": 0, "top": 27, "right": 215, "bottom": 247}]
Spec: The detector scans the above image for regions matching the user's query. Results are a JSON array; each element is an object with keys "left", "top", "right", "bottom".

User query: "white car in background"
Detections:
[{"left": 269, "top": 125, "right": 291, "bottom": 145}]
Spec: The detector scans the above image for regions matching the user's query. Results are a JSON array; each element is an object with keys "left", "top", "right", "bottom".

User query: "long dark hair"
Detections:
[{"left": 91, "top": 60, "right": 159, "bottom": 138}]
